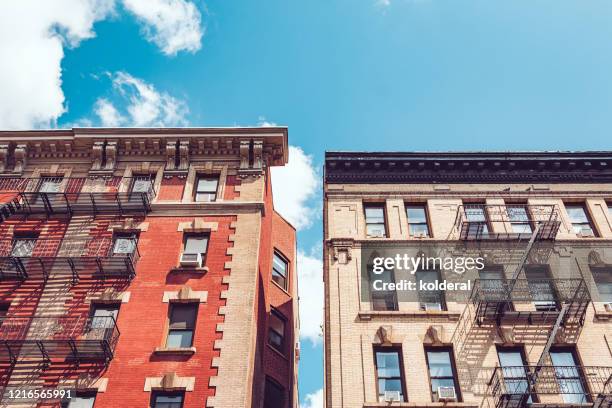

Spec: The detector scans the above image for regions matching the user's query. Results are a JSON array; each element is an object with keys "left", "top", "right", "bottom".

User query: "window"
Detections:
[
  {"left": 131, "top": 175, "right": 152, "bottom": 194},
  {"left": 550, "top": 348, "right": 588, "bottom": 404},
  {"left": 268, "top": 310, "right": 286, "bottom": 353},
  {"left": 417, "top": 270, "right": 446, "bottom": 311},
  {"left": 425, "top": 347, "right": 460, "bottom": 402},
  {"left": 166, "top": 303, "right": 197, "bottom": 348},
  {"left": 38, "top": 176, "right": 62, "bottom": 193},
  {"left": 112, "top": 232, "right": 138, "bottom": 255},
  {"left": 90, "top": 304, "right": 119, "bottom": 330},
  {"left": 406, "top": 204, "right": 430, "bottom": 237},
  {"left": 497, "top": 347, "right": 533, "bottom": 403},
  {"left": 506, "top": 205, "right": 532, "bottom": 234},
  {"left": 369, "top": 263, "right": 398, "bottom": 311},
  {"left": 365, "top": 204, "right": 387, "bottom": 238},
  {"left": 374, "top": 347, "right": 406, "bottom": 402},
  {"left": 194, "top": 175, "right": 219, "bottom": 202},
  {"left": 11, "top": 234, "right": 37, "bottom": 257},
  {"left": 183, "top": 234, "right": 208, "bottom": 260},
  {"left": 591, "top": 266, "right": 612, "bottom": 304},
  {"left": 478, "top": 267, "right": 512, "bottom": 310},
  {"left": 565, "top": 204, "right": 596, "bottom": 237},
  {"left": 464, "top": 204, "right": 489, "bottom": 237},
  {"left": 272, "top": 251, "right": 289, "bottom": 290},
  {"left": 151, "top": 392, "right": 184, "bottom": 408},
  {"left": 525, "top": 265, "right": 558, "bottom": 311},
  {"left": 63, "top": 392, "right": 96, "bottom": 408},
  {"left": 263, "top": 378, "right": 285, "bottom": 408}
]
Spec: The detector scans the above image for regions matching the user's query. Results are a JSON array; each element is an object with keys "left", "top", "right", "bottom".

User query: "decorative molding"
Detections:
[
  {"left": 91, "top": 141, "right": 104, "bottom": 171},
  {"left": 330, "top": 238, "right": 354, "bottom": 264},
  {"left": 59, "top": 376, "right": 108, "bottom": 392},
  {"left": 179, "top": 140, "right": 190, "bottom": 171},
  {"left": 105, "top": 141, "right": 117, "bottom": 171},
  {"left": 144, "top": 372, "right": 195, "bottom": 392},
  {"left": 0, "top": 144, "right": 8, "bottom": 173},
  {"left": 163, "top": 286, "right": 208, "bottom": 303},
  {"left": 423, "top": 325, "right": 446, "bottom": 345},
  {"left": 177, "top": 218, "right": 218, "bottom": 232},
  {"left": 166, "top": 140, "right": 177, "bottom": 170},
  {"left": 13, "top": 144, "right": 27, "bottom": 174},
  {"left": 325, "top": 152, "right": 612, "bottom": 184}
]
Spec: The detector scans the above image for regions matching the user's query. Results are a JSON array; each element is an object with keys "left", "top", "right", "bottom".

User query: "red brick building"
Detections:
[{"left": 0, "top": 128, "right": 298, "bottom": 408}]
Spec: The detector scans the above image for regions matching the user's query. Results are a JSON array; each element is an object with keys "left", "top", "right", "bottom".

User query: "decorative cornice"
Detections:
[{"left": 325, "top": 151, "right": 612, "bottom": 184}]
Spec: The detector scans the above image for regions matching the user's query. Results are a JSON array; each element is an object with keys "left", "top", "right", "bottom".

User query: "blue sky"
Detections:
[{"left": 2, "top": 0, "right": 612, "bottom": 406}]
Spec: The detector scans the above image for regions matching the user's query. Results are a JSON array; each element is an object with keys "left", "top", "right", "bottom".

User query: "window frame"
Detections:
[
  {"left": 268, "top": 308, "right": 287, "bottom": 354},
  {"left": 424, "top": 346, "right": 462, "bottom": 402},
  {"left": 373, "top": 345, "right": 407, "bottom": 402},
  {"left": 182, "top": 233, "right": 209, "bottom": 263},
  {"left": 591, "top": 266, "right": 612, "bottom": 304},
  {"left": 11, "top": 232, "right": 39, "bottom": 257},
  {"left": 496, "top": 345, "right": 537, "bottom": 403},
  {"left": 368, "top": 263, "right": 398, "bottom": 311},
  {"left": 263, "top": 376, "right": 286, "bottom": 408},
  {"left": 130, "top": 174, "right": 153, "bottom": 194},
  {"left": 364, "top": 203, "right": 388, "bottom": 238},
  {"left": 62, "top": 391, "right": 97, "bottom": 408},
  {"left": 565, "top": 203, "right": 598, "bottom": 237},
  {"left": 150, "top": 391, "right": 185, "bottom": 408},
  {"left": 112, "top": 231, "right": 138, "bottom": 256},
  {"left": 405, "top": 203, "right": 431, "bottom": 238},
  {"left": 463, "top": 202, "right": 491, "bottom": 237},
  {"left": 0, "top": 303, "right": 9, "bottom": 326},
  {"left": 193, "top": 174, "right": 219, "bottom": 202},
  {"left": 38, "top": 176, "right": 63, "bottom": 193},
  {"left": 416, "top": 269, "right": 446, "bottom": 311},
  {"left": 505, "top": 204, "right": 534, "bottom": 235},
  {"left": 272, "top": 250, "right": 289, "bottom": 291},
  {"left": 166, "top": 303, "right": 198, "bottom": 348},
  {"left": 524, "top": 264, "right": 560, "bottom": 312},
  {"left": 549, "top": 346, "right": 592, "bottom": 404}
]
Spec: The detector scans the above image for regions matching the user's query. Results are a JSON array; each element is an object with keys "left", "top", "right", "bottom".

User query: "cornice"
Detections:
[{"left": 325, "top": 151, "right": 612, "bottom": 184}]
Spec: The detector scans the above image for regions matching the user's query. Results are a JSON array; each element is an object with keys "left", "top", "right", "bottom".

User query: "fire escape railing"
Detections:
[
  {"left": 471, "top": 278, "right": 591, "bottom": 326},
  {"left": 0, "top": 176, "right": 156, "bottom": 220},
  {"left": 0, "top": 316, "right": 120, "bottom": 365},
  {"left": 0, "top": 237, "right": 139, "bottom": 281},
  {"left": 455, "top": 204, "right": 561, "bottom": 241},
  {"left": 487, "top": 365, "right": 612, "bottom": 408}
]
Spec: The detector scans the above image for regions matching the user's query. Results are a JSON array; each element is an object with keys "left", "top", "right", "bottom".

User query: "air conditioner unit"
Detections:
[
  {"left": 180, "top": 253, "right": 202, "bottom": 267},
  {"left": 383, "top": 390, "right": 401, "bottom": 402},
  {"left": 604, "top": 302, "right": 612, "bottom": 312},
  {"left": 437, "top": 386, "right": 457, "bottom": 401},
  {"left": 420, "top": 303, "right": 442, "bottom": 311}
]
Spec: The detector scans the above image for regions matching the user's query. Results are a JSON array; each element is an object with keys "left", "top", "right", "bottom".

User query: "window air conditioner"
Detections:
[
  {"left": 180, "top": 253, "right": 202, "bottom": 267},
  {"left": 383, "top": 390, "right": 401, "bottom": 402},
  {"left": 420, "top": 303, "right": 442, "bottom": 311},
  {"left": 437, "top": 386, "right": 457, "bottom": 401}
]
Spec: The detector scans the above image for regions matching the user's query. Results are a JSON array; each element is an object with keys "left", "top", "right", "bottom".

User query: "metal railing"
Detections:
[
  {"left": 0, "top": 237, "right": 139, "bottom": 281},
  {"left": 0, "top": 316, "right": 119, "bottom": 364},
  {"left": 471, "top": 278, "right": 590, "bottom": 326},
  {"left": 488, "top": 365, "right": 612, "bottom": 407},
  {"left": 455, "top": 204, "right": 561, "bottom": 240},
  {"left": 0, "top": 176, "right": 155, "bottom": 217}
]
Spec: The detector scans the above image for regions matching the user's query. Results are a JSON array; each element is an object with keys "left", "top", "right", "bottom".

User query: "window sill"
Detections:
[
  {"left": 169, "top": 266, "right": 208, "bottom": 275},
  {"left": 153, "top": 347, "right": 196, "bottom": 356},
  {"left": 358, "top": 311, "right": 460, "bottom": 321},
  {"left": 363, "top": 402, "right": 475, "bottom": 408}
]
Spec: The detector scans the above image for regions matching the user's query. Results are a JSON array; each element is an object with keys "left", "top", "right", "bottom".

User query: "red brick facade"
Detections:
[{"left": 0, "top": 128, "right": 297, "bottom": 408}]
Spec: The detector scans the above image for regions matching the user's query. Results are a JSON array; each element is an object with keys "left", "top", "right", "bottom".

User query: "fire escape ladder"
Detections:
[{"left": 509, "top": 223, "right": 542, "bottom": 284}]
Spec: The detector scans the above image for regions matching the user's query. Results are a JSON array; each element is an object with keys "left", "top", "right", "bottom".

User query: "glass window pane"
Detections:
[
  {"left": 167, "top": 330, "right": 193, "bottom": 348},
  {"left": 406, "top": 206, "right": 427, "bottom": 223},
  {"left": 184, "top": 236, "right": 208, "bottom": 255},
  {"left": 431, "top": 378, "right": 455, "bottom": 393},
  {"left": 264, "top": 380, "right": 284, "bottom": 408},
  {"left": 154, "top": 394, "right": 183, "bottom": 408},
  {"left": 566, "top": 206, "right": 588, "bottom": 223},
  {"left": 427, "top": 351, "right": 453, "bottom": 377},
  {"left": 169, "top": 304, "right": 197, "bottom": 329},
  {"left": 39, "top": 178, "right": 62, "bottom": 193},
  {"left": 68, "top": 395, "right": 95, "bottom": 408},
  {"left": 132, "top": 177, "right": 151, "bottom": 193},
  {"left": 273, "top": 254, "right": 287, "bottom": 276},
  {"left": 270, "top": 313, "right": 285, "bottom": 334},
  {"left": 376, "top": 351, "right": 401, "bottom": 377},
  {"left": 409, "top": 223, "right": 429, "bottom": 236},
  {"left": 11, "top": 239, "right": 36, "bottom": 256},
  {"left": 113, "top": 236, "right": 136, "bottom": 254},
  {"left": 197, "top": 177, "right": 218, "bottom": 193},
  {"left": 365, "top": 207, "right": 385, "bottom": 223},
  {"left": 367, "top": 224, "right": 386, "bottom": 237},
  {"left": 465, "top": 207, "right": 486, "bottom": 222},
  {"left": 592, "top": 267, "right": 612, "bottom": 302}
]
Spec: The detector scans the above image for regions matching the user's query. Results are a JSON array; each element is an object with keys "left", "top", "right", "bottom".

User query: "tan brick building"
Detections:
[
  {"left": 323, "top": 152, "right": 612, "bottom": 408},
  {"left": 0, "top": 127, "right": 298, "bottom": 408}
]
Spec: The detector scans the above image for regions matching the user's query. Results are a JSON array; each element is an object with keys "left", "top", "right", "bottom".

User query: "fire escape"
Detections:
[
  {"left": 450, "top": 204, "right": 612, "bottom": 408},
  {"left": 0, "top": 175, "right": 155, "bottom": 369}
]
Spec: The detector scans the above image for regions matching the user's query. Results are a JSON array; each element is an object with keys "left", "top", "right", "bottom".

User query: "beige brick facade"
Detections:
[{"left": 324, "top": 152, "right": 612, "bottom": 408}]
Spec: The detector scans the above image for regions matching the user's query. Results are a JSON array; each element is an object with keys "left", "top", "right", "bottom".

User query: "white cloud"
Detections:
[
  {"left": 122, "top": 0, "right": 203, "bottom": 56},
  {"left": 257, "top": 116, "right": 277, "bottom": 127},
  {"left": 271, "top": 146, "right": 319, "bottom": 231},
  {"left": 0, "top": 0, "right": 115, "bottom": 129},
  {"left": 301, "top": 388, "right": 324, "bottom": 408},
  {"left": 376, "top": 0, "right": 391, "bottom": 6},
  {"left": 297, "top": 249, "right": 323, "bottom": 346},
  {"left": 94, "top": 98, "right": 125, "bottom": 127},
  {"left": 94, "top": 71, "right": 189, "bottom": 126}
]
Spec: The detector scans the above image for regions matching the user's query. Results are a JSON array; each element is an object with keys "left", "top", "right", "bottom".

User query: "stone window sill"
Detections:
[
  {"left": 358, "top": 311, "right": 461, "bottom": 321},
  {"left": 153, "top": 347, "right": 196, "bottom": 356},
  {"left": 169, "top": 266, "right": 208, "bottom": 274}
]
